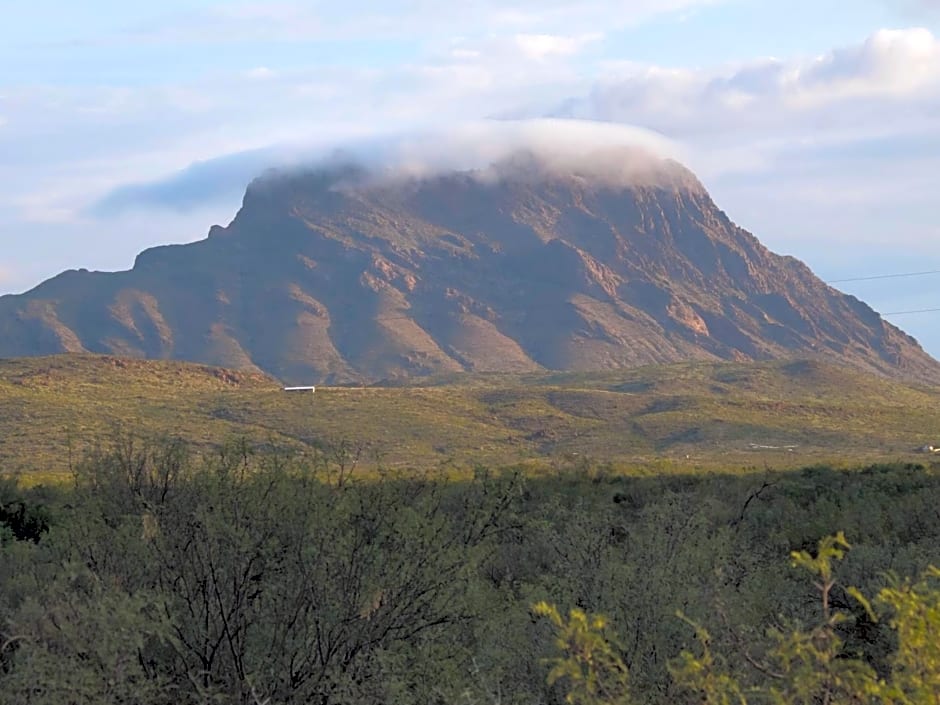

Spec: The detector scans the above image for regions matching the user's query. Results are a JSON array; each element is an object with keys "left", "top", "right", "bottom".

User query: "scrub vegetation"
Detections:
[
  {"left": 2, "top": 435, "right": 940, "bottom": 704},
  {"left": 2, "top": 354, "right": 940, "bottom": 480}
]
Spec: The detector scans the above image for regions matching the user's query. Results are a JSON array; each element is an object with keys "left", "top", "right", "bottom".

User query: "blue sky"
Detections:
[{"left": 2, "top": 0, "right": 940, "bottom": 357}]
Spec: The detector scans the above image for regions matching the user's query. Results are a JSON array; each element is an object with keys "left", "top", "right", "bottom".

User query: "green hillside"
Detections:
[{"left": 1, "top": 354, "right": 939, "bottom": 477}]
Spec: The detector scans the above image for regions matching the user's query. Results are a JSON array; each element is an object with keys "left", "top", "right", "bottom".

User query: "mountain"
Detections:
[{"left": 1, "top": 151, "right": 937, "bottom": 384}]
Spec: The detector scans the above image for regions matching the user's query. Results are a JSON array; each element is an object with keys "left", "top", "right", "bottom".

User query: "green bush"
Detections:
[{"left": 3, "top": 439, "right": 940, "bottom": 704}]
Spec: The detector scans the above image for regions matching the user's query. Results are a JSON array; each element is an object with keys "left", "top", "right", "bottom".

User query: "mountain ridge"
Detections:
[{"left": 1, "top": 151, "right": 936, "bottom": 384}]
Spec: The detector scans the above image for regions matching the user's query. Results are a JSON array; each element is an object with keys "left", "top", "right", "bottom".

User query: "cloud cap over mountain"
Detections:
[{"left": 93, "top": 119, "right": 683, "bottom": 214}]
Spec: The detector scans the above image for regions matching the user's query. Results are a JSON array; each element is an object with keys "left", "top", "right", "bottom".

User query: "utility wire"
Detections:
[
  {"left": 828, "top": 269, "right": 940, "bottom": 284},
  {"left": 827, "top": 270, "right": 940, "bottom": 315},
  {"left": 882, "top": 307, "right": 940, "bottom": 316}
]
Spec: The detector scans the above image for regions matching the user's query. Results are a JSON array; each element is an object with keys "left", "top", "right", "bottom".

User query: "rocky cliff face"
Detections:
[{"left": 1, "top": 153, "right": 936, "bottom": 383}]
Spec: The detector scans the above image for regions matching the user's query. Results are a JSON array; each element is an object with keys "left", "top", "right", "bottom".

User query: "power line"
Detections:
[
  {"left": 825, "top": 270, "right": 940, "bottom": 316},
  {"left": 882, "top": 307, "right": 940, "bottom": 316},
  {"left": 828, "top": 269, "right": 940, "bottom": 284}
]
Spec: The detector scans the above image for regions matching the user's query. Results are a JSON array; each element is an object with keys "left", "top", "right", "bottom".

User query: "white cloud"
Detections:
[
  {"left": 0, "top": 29, "right": 603, "bottom": 229},
  {"left": 478, "top": 25, "right": 940, "bottom": 308},
  {"left": 558, "top": 27, "right": 940, "bottom": 133},
  {"left": 93, "top": 119, "right": 682, "bottom": 214},
  {"left": 513, "top": 33, "right": 602, "bottom": 59},
  {"left": 6, "top": 25, "right": 938, "bottom": 229},
  {"left": 6, "top": 25, "right": 939, "bottom": 243},
  {"left": 438, "top": 31, "right": 599, "bottom": 71},
  {"left": 794, "top": 28, "right": 940, "bottom": 101},
  {"left": 244, "top": 67, "right": 277, "bottom": 80}
]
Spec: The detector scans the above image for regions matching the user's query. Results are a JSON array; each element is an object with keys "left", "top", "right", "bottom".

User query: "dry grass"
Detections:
[{"left": 1, "top": 354, "right": 939, "bottom": 478}]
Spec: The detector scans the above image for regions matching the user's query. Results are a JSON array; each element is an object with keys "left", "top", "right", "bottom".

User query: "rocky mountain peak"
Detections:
[{"left": 0, "top": 153, "right": 936, "bottom": 384}]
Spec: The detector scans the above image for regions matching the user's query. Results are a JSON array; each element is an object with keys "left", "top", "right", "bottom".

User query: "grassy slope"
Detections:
[{"left": 1, "top": 354, "right": 939, "bottom": 479}]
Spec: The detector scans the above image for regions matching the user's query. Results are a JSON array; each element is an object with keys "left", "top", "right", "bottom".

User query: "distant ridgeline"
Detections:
[{"left": 2, "top": 355, "right": 940, "bottom": 476}]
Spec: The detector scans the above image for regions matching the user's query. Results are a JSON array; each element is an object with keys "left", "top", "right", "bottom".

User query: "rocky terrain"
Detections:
[{"left": 1, "top": 151, "right": 936, "bottom": 384}]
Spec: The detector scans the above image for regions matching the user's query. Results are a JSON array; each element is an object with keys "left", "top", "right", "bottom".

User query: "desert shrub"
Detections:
[
  {"left": 3, "top": 442, "right": 940, "bottom": 704},
  {"left": 0, "top": 477, "right": 51, "bottom": 543}
]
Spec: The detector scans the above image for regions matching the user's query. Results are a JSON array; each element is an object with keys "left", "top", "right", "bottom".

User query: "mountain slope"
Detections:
[{"left": 0, "top": 152, "right": 936, "bottom": 383}]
